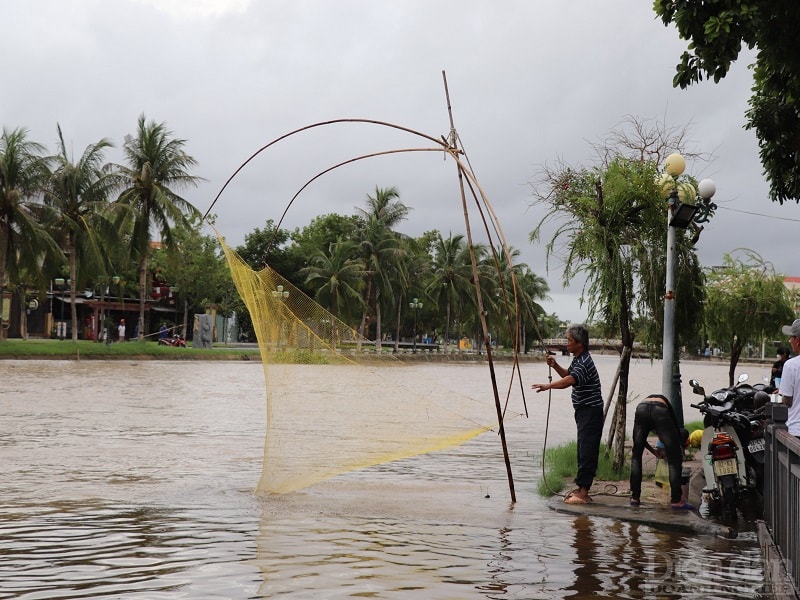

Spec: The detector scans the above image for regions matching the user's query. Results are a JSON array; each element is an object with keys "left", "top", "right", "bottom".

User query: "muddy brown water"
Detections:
[{"left": 0, "top": 357, "right": 767, "bottom": 598}]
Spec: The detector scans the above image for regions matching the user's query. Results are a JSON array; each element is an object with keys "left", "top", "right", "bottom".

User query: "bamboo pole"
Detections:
[{"left": 442, "top": 70, "right": 516, "bottom": 503}]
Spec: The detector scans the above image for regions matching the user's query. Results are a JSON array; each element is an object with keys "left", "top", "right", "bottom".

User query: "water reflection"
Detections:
[
  {"left": 566, "top": 516, "right": 602, "bottom": 597},
  {"left": 478, "top": 526, "right": 512, "bottom": 598}
]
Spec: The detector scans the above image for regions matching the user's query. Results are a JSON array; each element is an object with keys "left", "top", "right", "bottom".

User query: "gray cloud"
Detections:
[{"left": 3, "top": 0, "right": 796, "bottom": 323}]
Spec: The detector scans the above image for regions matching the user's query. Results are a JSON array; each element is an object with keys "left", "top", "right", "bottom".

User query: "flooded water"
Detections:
[{"left": 0, "top": 356, "right": 767, "bottom": 598}]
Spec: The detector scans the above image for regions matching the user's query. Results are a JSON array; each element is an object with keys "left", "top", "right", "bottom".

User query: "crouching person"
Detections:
[{"left": 629, "top": 394, "right": 694, "bottom": 510}]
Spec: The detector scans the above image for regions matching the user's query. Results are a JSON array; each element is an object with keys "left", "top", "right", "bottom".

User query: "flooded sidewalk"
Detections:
[{"left": 546, "top": 438, "right": 738, "bottom": 538}]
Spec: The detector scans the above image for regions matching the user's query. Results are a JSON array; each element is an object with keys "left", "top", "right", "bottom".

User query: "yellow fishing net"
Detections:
[{"left": 218, "top": 236, "right": 515, "bottom": 494}]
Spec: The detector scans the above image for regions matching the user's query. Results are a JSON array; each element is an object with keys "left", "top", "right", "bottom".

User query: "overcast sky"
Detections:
[{"left": 3, "top": 0, "right": 798, "bottom": 323}]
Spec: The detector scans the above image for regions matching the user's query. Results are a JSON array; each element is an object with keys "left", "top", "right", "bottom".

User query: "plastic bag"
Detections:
[{"left": 654, "top": 458, "right": 669, "bottom": 487}]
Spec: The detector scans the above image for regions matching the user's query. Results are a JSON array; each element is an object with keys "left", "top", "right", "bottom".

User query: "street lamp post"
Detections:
[
  {"left": 54, "top": 278, "right": 66, "bottom": 339},
  {"left": 271, "top": 284, "right": 289, "bottom": 301},
  {"left": 409, "top": 297, "right": 423, "bottom": 354},
  {"left": 100, "top": 275, "right": 121, "bottom": 345},
  {"left": 661, "top": 153, "right": 716, "bottom": 425},
  {"left": 272, "top": 285, "right": 289, "bottom": 348}
]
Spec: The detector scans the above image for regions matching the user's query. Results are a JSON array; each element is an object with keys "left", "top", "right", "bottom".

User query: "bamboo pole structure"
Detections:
[
  {"left": 441, "top": 70, "right": 516, "bottom": 503},
  {"left": 203, "top": 76, "right": 526, "bottom": 502}
]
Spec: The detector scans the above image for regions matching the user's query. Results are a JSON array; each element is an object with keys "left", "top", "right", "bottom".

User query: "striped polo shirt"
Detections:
[{"left": 567, "top": 350, "right": 603, "bottom": 409}]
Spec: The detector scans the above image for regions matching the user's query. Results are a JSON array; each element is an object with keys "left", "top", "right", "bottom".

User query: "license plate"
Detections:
[
  {"left": 748, "top": 438, "right": 765, "bottom": 453},
  {"left": 713, "top": 458, "right": 738, "bottom": 476}
]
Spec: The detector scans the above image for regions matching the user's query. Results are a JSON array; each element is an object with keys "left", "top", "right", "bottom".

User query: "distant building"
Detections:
[{"left": 785, "top": 276, "right": 800, "bottom": 315}]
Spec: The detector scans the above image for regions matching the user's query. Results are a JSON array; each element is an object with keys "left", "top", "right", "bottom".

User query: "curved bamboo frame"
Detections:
[{"left": 203, "top": 76, "right": 553, "bottom": 502}]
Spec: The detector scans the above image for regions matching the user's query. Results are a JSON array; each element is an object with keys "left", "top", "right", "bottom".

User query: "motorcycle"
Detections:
[
  {"left": 688, "top": 376, "right": 767, "bottom": 520},
  {"left": 158, "top": 334, "right": 186, "bottom": 347},
  {"left": 719, "top": 372, "right": 763, "bottom": 411}
]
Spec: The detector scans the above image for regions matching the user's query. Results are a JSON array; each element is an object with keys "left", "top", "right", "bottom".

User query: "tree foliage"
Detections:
[
  {"left": 2, "top": 118, "right": 553, "bottom": 349},
  {"left": 112, "top": 114, "right": 203, "bottom": 339},
  {"left": 289, "top": 213, "right": 359, "bottom": 272},
  {"left": 152, "top": 214, "right": 235, "bottom": 336},
  {"left": 236, "top": 219, "right": 297, "bottom": 278},
  {"left": 353, "top": 186, "right": 410, "bottom": 348},
  {"left": 0, "top": 127, "right": 59, "bottom": 339},
  {"left": 44, "top": 125, "right": 117, "bottom": 341},
  {"left": 529, "top": 116, "right": 709, "bottom": 469},
  {"left": 299, "top": 239, "right": 366, "bottom": 321},
  {"left": 531, "top": 157, "right": 667, "bottom": 469},
  {"left": 704, "top": 249, "right": 795, "bottom": 386},
  {"left": 654, "top": 0, "right": 800, "bottom": 204},
  {"left": 425, "top": 232, "right": 476, "bottom": 349}
]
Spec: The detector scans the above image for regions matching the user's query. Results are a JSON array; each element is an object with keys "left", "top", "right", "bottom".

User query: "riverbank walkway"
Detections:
[{"left": 546, "top": 438, "right": 736, "bottom": 538}]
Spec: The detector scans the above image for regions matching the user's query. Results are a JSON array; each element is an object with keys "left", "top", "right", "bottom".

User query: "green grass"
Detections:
[
  {"left": 684, "top": 420, "right": 703, "bottom": 433},
  {"left": 537, "top": 441, "right": 630, "bottom": 496},
  {"left": 266, "top": 349, "right": 332, "bottom": 364},
  {"left": 538, "top": 420, "right": 706, "bottom": 497},
  {"left": 0, "top": 338, "right": 261, "bottom": 360}
]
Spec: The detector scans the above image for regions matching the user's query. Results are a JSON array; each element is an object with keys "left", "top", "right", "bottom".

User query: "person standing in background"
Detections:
[
  {"left": 772, "top": 347, "right": 790, "bottom": 388},
  {"left": 118, "top": 318, "right": 126, "bottom": 342}
]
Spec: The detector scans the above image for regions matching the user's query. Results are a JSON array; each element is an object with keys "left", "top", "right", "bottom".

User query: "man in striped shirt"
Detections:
[{"left": 533, "top": 323, "right": 603, "bottom": 504}]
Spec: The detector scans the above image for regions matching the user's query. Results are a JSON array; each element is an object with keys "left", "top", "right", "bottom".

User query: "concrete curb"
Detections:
[
  {"left": 545, "top": 454, "right": 738, "bottom": 538},
  {"left": 545, "top": 491, "right": 736, "bottom": 538}
]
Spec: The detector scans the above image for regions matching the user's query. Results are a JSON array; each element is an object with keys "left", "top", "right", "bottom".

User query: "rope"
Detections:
[{"left": 539, "top": 357, "right": 563, "bottom": 497}]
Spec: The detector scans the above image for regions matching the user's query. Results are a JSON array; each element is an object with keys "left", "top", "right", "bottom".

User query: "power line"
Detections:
[{"left": 717, "top": 204, "right": 800, "bottom": 222}]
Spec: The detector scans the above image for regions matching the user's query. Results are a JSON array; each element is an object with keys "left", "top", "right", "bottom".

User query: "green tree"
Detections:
[
  {"left": 425, "top": 232, "right": 475, "bottom": 350},
  {"left": 705, "top": 250, "right": 795, "bottom": 386},
  {"left": 654, "top": 1, "right": 800, "bottom": 203},
  {"left": 354, "top": 186, "right": 409, "bottom": 349},
  {"left": 531, "top": 117, "right": 712, "bottom": 468},
  {"left": 493, "top": 248, "right": 550, "bottom": 354},
  {"left": 389, "top": 235, "right": 430, "bottom": 353},
  {"left": 0, "top": 127, "right": 58, "bottom": 339},
  {"left": 299, "top": 239, "right": 366, "bottom": 322},
  {"left": 152, "top": 214, "right": 233, "bottom": 338},
  {"left": 530, "top": 156, "right": 677, "bottom": 470},
  {"left": 289, "top": 213, "right": 359, "bottom": 271},
  {"left": 44, "top": 125, "right": 117, "bottom": 341},
  {"left": 113, "top": 115, "right": 203, "bottom": 339},
  {"left": 236, "top": 219, "right": 299, "bottom": 283}
]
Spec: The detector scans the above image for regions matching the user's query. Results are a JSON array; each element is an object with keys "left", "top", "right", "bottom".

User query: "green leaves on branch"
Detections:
[{"left": 655, "top": 0, "right": 800, "bottom": 204}]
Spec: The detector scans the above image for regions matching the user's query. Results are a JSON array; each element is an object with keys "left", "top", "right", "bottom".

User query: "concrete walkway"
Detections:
[{"left": 546, "top": 440, "right": 737, "bottom": 538}]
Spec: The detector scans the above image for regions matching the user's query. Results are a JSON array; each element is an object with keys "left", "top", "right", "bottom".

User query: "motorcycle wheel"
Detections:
[{"left": 719, "top": 476, "right": 738, "bottom": 521}]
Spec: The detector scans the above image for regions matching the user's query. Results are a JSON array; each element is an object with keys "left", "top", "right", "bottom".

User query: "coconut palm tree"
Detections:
[
  {"left": 491, "top": 246, "right": 551, "bottom": 353},
  {"left": 300, "top": 239, "right": 366, "bottom": 321},
  {"left": 44, "top": 125, "right": 117, "bottom": 341},
  {"left": 356, "top": 215, "right": 407, "bottom": 349},
  {"left": 112, "top": 115, "right": 202, "bottom": 340},
  {"left": 389, "top": 235, "right": 430, "bottom": 353},
  {"left": 354, "top": 186, "right": 410, "bottom": 349},
  {"left": 356, "top": 186, "right": 409, "bottom": 229},
  {"left": 0, "top": 127, "right": 58, "bottom": 339},
  {"left": 515, "top": 268, "right": 551, "bottom": 352},
  {"left": 425, "top": 232, "right": 475, "bottom": 350}
]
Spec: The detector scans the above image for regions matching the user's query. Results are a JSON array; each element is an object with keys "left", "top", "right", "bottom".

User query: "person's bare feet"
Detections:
[{"left": 563, "top": 487, "right": 591, "bottom": 504}]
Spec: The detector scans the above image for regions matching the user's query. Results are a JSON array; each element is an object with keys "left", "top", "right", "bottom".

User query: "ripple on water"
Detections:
[
  {"left": 0, "top": 359, "right": 767, "bottom": 598},
  {"left": 0, "top": 501, "right": 261, "bottom": 599}
]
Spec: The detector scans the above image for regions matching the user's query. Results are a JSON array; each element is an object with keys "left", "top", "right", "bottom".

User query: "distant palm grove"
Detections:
[{"left": 1, "top": 116, "right": 554, "bottom": 349}]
